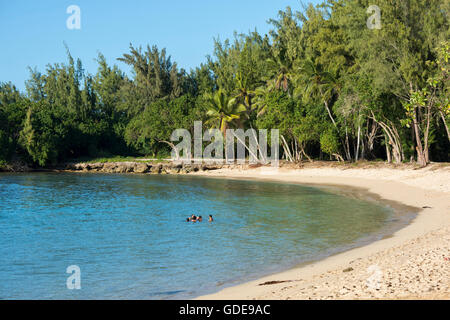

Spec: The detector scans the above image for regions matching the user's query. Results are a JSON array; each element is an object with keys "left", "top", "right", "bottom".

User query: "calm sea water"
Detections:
[{"left": 0, "top": 173, "right": 410, "bottom": 299}]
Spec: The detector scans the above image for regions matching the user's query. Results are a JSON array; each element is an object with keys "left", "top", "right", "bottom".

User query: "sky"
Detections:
[
  {"left": 0, "top": 0, "right": 324, "bottom": 90},
  {"left": 0, "top": 0, "right": 321, "bottom": 92}
]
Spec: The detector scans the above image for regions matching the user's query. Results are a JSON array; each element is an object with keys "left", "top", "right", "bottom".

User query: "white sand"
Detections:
[{"left": 194, "top": 164, "right": 450, "bottom": 300}]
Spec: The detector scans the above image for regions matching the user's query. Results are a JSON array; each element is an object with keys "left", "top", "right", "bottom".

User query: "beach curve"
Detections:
[{"left": 194, "top": 164, "right": 450, "bottom": 300}]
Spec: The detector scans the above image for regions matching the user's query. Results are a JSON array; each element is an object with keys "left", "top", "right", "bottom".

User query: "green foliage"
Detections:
[
  {"left": 19, "top": 104, "right": 62, "bottom": 166},
  {"left": 204, "top": 89, "right": 246, "bottom": 133},
  {"left": 117, "top": 44, "right": 188, "bottom": 117},
  {"left": 124, "top": 94, "right": 200, "bottom": 156},
  {"left": 0, "top": 82, "right": 28, "bottom": 161},
  {"left": 0, "top": 117, "right": 9, "bottom": 161},
  {"left": 255, "top": 91, "right": 299, "bottom": 136},
  {"left": 320, "top": 128, "right": 340, "bottom": 156},
  {"left": 1, "top": 0, "right": 449, "bottom": 166},
  {"left": 209, "top": 32, "right": 270, "bottom": 94}
]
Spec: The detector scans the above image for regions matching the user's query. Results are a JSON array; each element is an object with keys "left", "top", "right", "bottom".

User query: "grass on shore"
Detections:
[{"left": 71, "top": 155, "right": 169, "bottom": 164}]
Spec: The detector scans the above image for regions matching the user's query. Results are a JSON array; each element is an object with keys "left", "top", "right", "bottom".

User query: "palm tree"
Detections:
[
  {"left": 294, "top": 58, "right": 351, "bottom": 160},
  {"left": 294, "top": 58, "right": 339, "bottom": 127},
  {"left": 204, "top": 89, "right": 246, "bottom": 135},
  {"left": 253, "top": 86, "right": 271, "bottom": 118},
  {"left": 266, "top": 52, "right": 294, "bottom": 93},
  {"left": 230, "top": 72, "right": 258, "bottom": 120}
]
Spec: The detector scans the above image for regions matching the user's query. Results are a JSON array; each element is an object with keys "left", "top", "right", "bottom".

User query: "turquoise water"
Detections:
[{"left": 0, "top": 173, "right": 407, "bottom": 299}]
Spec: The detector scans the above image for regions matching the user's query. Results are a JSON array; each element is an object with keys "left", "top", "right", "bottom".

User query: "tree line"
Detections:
[{"left": 0, "top": 0, "right": 448, "bottom": 167}]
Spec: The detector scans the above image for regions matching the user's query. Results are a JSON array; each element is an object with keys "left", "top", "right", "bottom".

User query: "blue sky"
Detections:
[{"left": 0, "top": 0, "right": 320, "bottom": 92}]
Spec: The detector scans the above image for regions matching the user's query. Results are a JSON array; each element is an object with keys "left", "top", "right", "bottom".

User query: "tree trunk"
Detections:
[
  {"left": 321, "top": 88, "right": 351, "bottom": 159},
  {"left": 345, "top": 126, "right": 351, "bottom": 161},
  {"left": 323, "top": 98, "right": 337, "bottom": 127},
  {"left": 413, "top": 107, "right": 426, "bottom": 166},
  {"left": 300, "top": 144, "right": 313, "bottom": 163},
  {"left": 222, "top": 119, "right": 228, "bottom": 163},
  {"left": 366, "top": 120, "right": 378, "bottom": 155},
  {"left": 250, "top": 124, "right": 266, "bottom": 163},
  {"left": 356, "top": 122, "right": 361, "bottom": 161},
  {"left": 281, "top": 135, "right": 294, "bottom": 162},
  {"left": 439, "top": 111, "right": 450, "bottom": 142},
  {"left": 424, "top": 105, "right": 431, "bottom": 164},
  {"left": 233, "top": 132, "right": 259, "bottom": 163},
  {"left": 384, "top": 135, "right": 392, "bottom": 163},
  {"left": 370, "top": 112, "right": 403, "bottom": 164},
  {"left": 294, "top": 138, "right": 299, "bottom": 162},
  {"left": 159, "top": 140, "right": 179, "bottom": 160},
  {"left": 333, "top": 153, "right": 344, "bottom": 162}
]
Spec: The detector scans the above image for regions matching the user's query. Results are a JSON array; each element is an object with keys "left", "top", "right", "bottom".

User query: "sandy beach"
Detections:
[{"left": 194, "top": 163, "right": 450, "bottom": 300}]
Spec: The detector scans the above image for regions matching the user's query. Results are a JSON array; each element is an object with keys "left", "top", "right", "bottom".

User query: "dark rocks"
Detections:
[
  {"left": 0, "top": 162, "right": 31, "bottom": 172},
  {"left": 150, "top": 164, "right": 162, "bottom": 174},
  {"left": 134, "top": 163, "right": 149, "bottom": 173},
  {"left": 201, "top": 164, "right": 221, "bottom": 171},
  {"left": 259, "top": 280, "right": 294, "bottom": 286}
]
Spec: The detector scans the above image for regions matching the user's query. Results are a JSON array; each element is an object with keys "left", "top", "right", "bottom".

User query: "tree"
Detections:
[
  {"left": 0, "top": 83, "right": 28, "bottom": 162},
  {"left": 340, "top": 0, "right": 449, "bottom": 165},
  {"left": 321, "top": 128, "right": 343, "bottom": 161},
  {"left": 1, "top": 0, "right": 449, "bottom": 166},
  {"left": 230, "top": 72, "right": 258, "bottom": 121},
  {"left": 266, "top": 6, "right": 302, "bottom": 93},
  {"left": 294, "top": 58, "right": 351, "bottom": 160},
  {"left": 93, "top": 53, "right": 128, "bottom": 154},
  {"left": 118, "top": 44, "right": 187, "bottom": 117},
  {"left": 124, "top": 95, "right": 199, "bottom": 156},
  {"left": 256, "top": 91, "right": 307, "bottom": 162},
  {"left": 19, "top": 103, "right": 64, "bottom": 166}
]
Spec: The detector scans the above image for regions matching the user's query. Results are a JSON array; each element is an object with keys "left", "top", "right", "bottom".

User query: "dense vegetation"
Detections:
[{"left": 1, "top": 0, "right": 448, "bottom": 168}]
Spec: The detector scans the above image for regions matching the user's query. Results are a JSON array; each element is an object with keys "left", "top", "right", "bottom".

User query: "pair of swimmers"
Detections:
[{"left": 186, "top": 214, "right": 213, "bottom": 223}]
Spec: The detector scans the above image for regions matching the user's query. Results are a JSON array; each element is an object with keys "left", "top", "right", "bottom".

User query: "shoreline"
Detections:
[{"left": 193, "top": 165, "right": 450, "bottom": 300}]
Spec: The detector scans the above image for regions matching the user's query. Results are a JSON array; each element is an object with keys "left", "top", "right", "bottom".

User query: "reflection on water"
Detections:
[{"left": 0, "top": 173, "right": 413, "bottom": 299}]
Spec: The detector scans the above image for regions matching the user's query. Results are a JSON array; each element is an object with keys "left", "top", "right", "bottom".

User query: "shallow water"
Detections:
[{"left": 0, "top": 173, "right": 413, "bottom": 299}]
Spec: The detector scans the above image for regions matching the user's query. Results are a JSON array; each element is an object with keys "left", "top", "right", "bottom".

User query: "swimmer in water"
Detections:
[
  {"left": 208, "top": 215, "right": 213, "bottom": 222},
  {"left": 198, "top": 216, "right": 203, "bottom": 222}
]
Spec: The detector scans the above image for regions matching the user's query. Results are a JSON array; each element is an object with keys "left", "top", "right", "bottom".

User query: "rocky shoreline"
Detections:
[
  {"left": 0, "top": 162, "right": 31, "bottom": 172},
  {"left": 0, "top": 160, "right": 232, "bottom": 174},
  {"left": 63, "top": 161, "right": 229, "bottom": 174}
]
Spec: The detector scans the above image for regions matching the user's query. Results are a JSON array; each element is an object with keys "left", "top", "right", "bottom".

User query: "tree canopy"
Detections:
[{"left": 1, "top": 0, "right": 448, "bottom": 167}]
